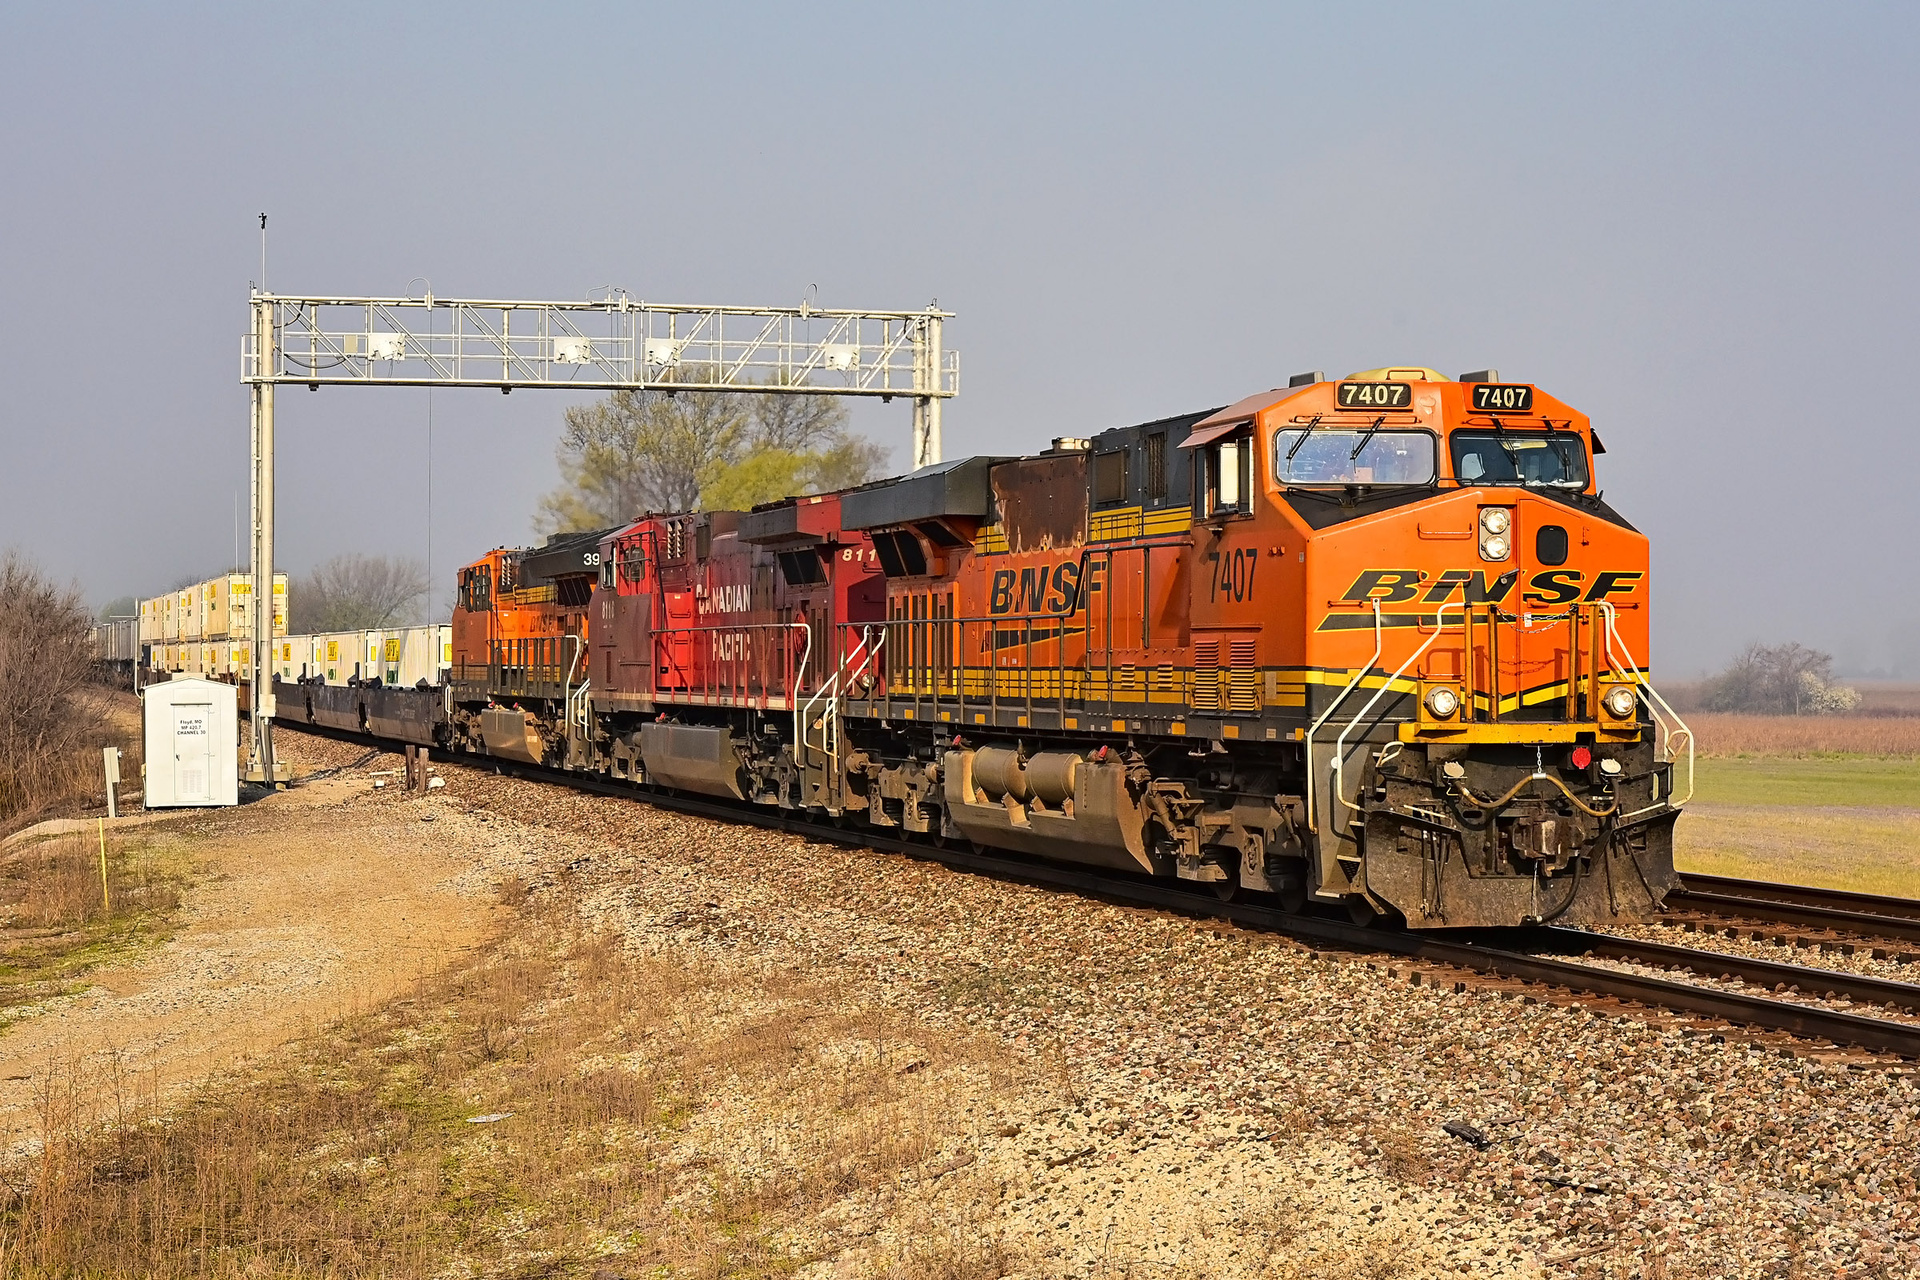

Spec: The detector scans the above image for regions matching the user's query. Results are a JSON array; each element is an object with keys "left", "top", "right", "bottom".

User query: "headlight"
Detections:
[
  {"left": 1479, "top": 507, "right": 1513, "bottom": 561},
  {"left": 1603, "top": 686, "right": 1637, "bottom": 719},
  {"left": 1424, "top": 686, "right": 1460, "bottom": 719}
]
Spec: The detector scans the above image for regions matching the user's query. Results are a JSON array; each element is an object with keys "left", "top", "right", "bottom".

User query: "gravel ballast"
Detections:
[{"left": 279, "top": 734, "right": 1920, "bottom": 1278}]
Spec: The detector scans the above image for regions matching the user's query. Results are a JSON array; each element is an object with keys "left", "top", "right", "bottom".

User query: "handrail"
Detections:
[
  {"left": 786, "top": 619, "right": 816, "bottom": 765},
  {"left": 1304, "top": 600, "right": 1382, "bottom": 835},
  {"left": 1598, "top": 602, "right": 1693, "bottom": 810},
  {"left": 560, "top": 633, "right": 583, "bottom": 736},
  {"left": 796, "top": 623, "right": 882, "bottom": 802},
  {"left": 1330, "top": 603, "right": 1466, "bottom": 826}
]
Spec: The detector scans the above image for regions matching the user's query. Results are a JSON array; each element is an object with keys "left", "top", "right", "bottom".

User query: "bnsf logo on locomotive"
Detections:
[
  {"left": 1339, "top": 568, "right": 1643, "bottom": 606},
  {"left": 988, "top": 562, "right": 1083, "bottom": 616}
]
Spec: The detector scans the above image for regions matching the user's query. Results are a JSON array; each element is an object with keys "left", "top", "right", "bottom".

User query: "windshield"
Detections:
[
  {"left": 1450, "top": 430, "right": 1589, "bottom": 489},
  {"left": 1271, "top": 429, "right": 1436, "bottom": 487}
]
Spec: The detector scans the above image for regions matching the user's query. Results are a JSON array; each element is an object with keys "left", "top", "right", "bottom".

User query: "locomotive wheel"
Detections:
[
  {"left": 1273, "top": 875, "right": 1308, "bottom": 914},
  {"left": 1212, "top": 878, "right": 1240, "bottom": 903},
  {"left": 1346, "top": 896, "right": 1380, "bottom": 927}
]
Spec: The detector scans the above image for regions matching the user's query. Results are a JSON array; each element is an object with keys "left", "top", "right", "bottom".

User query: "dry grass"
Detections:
[
  {"left": 1371, "top": 1127, "right": 1431, "bottom": 1185},
  {"left": 0, "top": 898, "right": 1030, "bottom": 1279},
  {"left": 1684, "top": 712, "right": 1920, "bottom": 758},
  {"left": 0, "top": 832, "right": 186, "bottom": 1020}
]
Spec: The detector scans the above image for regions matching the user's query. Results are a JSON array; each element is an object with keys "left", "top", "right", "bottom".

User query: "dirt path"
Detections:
[{"left": 0, "top": 751, "right": 514, "bottom": 1158}]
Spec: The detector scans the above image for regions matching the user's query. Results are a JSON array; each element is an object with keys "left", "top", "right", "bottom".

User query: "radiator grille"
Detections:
[
  {"left": 1228, "top": 640, "right": 1260, "bottom": 714},
  {"left": 1192, "top": 640, "right": 1221, "bottom": 713}
]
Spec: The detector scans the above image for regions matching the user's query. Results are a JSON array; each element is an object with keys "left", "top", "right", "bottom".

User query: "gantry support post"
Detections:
[
  {"left": 248, "top": 291, "right": 277, "bottom": 784},
  {"left": 910, "top": 312, "right": 944, "bottom": 470}
]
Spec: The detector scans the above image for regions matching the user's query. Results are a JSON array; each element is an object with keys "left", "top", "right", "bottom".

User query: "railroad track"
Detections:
[
  {"left": 1672, "top": 874, "right": 1920, "bottom": 947},
  {"left": 269, "top": 722, "right": 1920, "bottom": 1061},
  {"left": 1528, "top": 926, "right": 1920, "bottom": 1013}
]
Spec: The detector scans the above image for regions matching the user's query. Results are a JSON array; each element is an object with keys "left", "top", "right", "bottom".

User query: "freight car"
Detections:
[{"left": 276, "top": 366, "right": 1692, "bottom": 930}]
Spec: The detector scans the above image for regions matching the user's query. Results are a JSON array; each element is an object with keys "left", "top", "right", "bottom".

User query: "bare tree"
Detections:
[
  {"left": 1702, "top": 641, "right": 1860, "bottom": 714},
  {"left": 537, "top": 374, "right": 891, "bottom": 532},
  {"left": 0, "top": 551, "right": 102, "bottom": 824},
  {"left": 288, "top": 554, "right": 430, "bottom": 633},
  {"left": 748, "top": 382, "right": 852, "bottom": 453}
]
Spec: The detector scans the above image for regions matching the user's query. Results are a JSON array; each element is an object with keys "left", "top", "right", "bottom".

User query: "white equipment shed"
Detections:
[{"left": 142, "top": 677, "right": 240, "bottom": 807}]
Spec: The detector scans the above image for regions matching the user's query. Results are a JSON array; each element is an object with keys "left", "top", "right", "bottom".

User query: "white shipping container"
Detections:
[
  {"left": 314, "top": 632, "right": 344, "bottom": 684},
  {"left": 370, "top": 625, "right": 452, "bottom": 687},
  {"left": 146, "top": 593, "right": 179, "bottom": 644},
  {"left": 142, "top": 676, "right": 239, "bottom": 807},
  {"left": 309, "top": 631, "right": 377, "bottom": 685},
  {"left": 272, "top": 635, "right": 309, "bottom": 682}
]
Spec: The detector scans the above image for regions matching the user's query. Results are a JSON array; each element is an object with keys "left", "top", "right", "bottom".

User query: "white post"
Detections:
[
  {"left": 924, "top": 311, "right": 942, "bottom": 467},
  {"left": 102, "top": 746, "right": 120, "bottom": 819},
  {"left": 249, "top": 294, "right": 277, "bottom": 783},
  {"left": 910, "top": 311, "right": 944, "bottom": 470}
]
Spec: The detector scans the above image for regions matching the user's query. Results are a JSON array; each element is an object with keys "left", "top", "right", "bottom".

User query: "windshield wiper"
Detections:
[
  {"left": 1349, "top": 415, "right": 1385, "bottom": 459},
  {"left": 1487, "top": 415, "right": 1524, "bottom": 480},
  {"left": 1285, "top": 415, "right": 1323, "bottom": 462}
]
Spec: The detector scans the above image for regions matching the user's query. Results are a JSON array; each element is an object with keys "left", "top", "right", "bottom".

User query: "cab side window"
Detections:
[{"left": 1200, "top": 436, "right": 1252, "bottom": 518}]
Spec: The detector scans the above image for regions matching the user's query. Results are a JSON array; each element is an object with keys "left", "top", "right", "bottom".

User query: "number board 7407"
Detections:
[
  {"left": 1336, "top": 381, "right": 1412, "bottom": 409},
  {"left": 1470, "top": 383, "right": 1534, "bottom": 412}
]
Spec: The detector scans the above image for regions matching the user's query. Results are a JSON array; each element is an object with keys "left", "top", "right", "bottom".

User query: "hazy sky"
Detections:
[{"left": 2, "top": 2, "right": 1915, "bottom": 676}]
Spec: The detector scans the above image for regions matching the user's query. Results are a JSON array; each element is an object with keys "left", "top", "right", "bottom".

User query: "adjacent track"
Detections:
[
  {"left": 271, "top": 722, "right": 1920, "bottom": 1060},
  {"left": 1672, "top": 874, "right": 1920, "bottom": 947},
  {"left": 1531, "top": 926, "right": 1920, "bottom": 1012}
]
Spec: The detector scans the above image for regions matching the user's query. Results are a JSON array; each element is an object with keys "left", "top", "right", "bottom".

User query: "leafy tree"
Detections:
[
  {"left": 1701, "top": 641, "right": 1861, "bottom": 715},
  {"left": 537, "top": 373, "right": 891, "bottom": 533},
  {"left": 96, "top": 595, "right": 137, "bottom": 621},
  {"left": 288, "top": 554, "right": 429, "bottom": 633},
  {"left": 697, "top": 448, "right": 811, "bottom": 513}
]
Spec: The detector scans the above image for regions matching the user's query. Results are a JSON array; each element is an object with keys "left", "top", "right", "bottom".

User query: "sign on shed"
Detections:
[{"left": 141, "top": 676, "right": 240, "bottom": 807}]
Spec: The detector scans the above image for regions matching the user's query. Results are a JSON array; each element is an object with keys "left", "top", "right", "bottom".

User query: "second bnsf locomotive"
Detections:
[{"left": 400, "top": 367, "right": 1692, "bottom": 929}]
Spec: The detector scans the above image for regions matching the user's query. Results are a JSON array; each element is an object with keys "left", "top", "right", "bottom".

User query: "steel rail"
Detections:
[
  {"left": 1531, "top": 927, "right": 1920, "bottom": 1013},
  {"left": 1670, "top": 888, "right": 1920, "bottom": 948},
  {"left": 1678, "top": 874, "right": 1920, "bottom": 926},
  {"left": 269, "top": 721, "right": 1920, "bottom": 1059}
]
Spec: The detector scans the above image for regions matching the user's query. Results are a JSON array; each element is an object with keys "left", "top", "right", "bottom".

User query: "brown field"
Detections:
[
  {"left": 4, "top": 906, "right": 1031, "bottom": 1279},
  {"left": 1681, "top": 711, "right": 1920, "bottom": 758}
]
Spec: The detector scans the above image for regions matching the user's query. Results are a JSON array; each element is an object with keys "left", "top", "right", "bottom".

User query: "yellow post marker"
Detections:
[{"left": 97, "top": 818, "right": 110, "bottom": 914}]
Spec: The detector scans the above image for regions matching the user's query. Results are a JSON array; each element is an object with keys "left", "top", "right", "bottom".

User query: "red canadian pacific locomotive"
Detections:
[{"left": 330, "top": 366, "right": 1694, "bottom": 929}]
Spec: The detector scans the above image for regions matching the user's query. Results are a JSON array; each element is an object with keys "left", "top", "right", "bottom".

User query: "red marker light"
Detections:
[{"left": 1569, "top": 746, "right": 1592, "bottom": 770}]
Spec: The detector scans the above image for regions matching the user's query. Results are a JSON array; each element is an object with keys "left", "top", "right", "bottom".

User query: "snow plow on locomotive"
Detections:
[{"left": 318, "top": 365, "right": 1690, "bottom": 931}]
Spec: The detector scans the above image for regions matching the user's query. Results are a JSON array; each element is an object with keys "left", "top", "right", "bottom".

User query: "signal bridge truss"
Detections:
[{"left": 241, "top": 291, "right": 957, "bottom": 466}]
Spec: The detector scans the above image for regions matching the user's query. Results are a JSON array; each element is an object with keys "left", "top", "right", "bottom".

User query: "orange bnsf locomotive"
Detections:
[{"left": 418, "top": 366, "right": 1690, "bottom": 930}]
